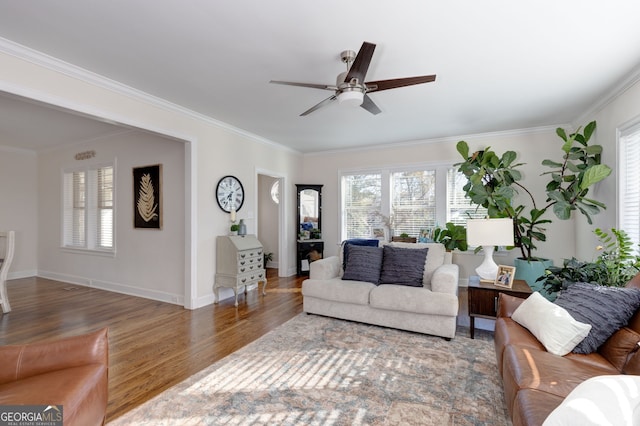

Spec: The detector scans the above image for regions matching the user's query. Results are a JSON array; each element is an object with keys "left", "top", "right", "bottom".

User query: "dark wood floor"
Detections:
[
  {"left": 0, "top": 269, "right": 305, "bottom": 422},
  {"left": 0, "top": 270, "right": 471, "bottom": 422}
]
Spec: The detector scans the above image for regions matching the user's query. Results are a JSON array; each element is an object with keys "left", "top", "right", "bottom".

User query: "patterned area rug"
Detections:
[{"left": 109, "top": 314, "right": 510, "bottom": 425}]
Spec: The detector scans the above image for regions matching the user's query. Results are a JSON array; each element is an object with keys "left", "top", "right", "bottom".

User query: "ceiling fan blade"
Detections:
[
  {"left": 345, "top": 42, "right": 376, "bottom": 83},
  {"left": 365, "top": 75, "right": 436, "bottom": 92},
  {"left": 270, "top": 80, "right": 337, "bottom": 91},
  {"left": 300, "top": 94, "right": 338, "bottom": 116},
  {"left": 361, "top": 94, "right": 381, "bottom": 115}
]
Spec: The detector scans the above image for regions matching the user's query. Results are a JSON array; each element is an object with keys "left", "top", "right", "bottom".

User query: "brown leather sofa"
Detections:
[
  {"left": 495, "top": 277, "right": 640, "bottom": 426},
  {"left": 0, "top": 328, "right": 109, "bottom": 426}
]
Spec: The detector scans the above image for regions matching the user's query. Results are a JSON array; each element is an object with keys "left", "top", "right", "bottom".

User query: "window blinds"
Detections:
[{"left": 620, "top": 128, "right": 640, "bottom": 254}]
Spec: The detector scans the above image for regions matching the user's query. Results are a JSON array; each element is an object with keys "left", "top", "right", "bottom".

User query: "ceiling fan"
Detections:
[{"left": 270, "top": 41, "right": 436, "bottom": 116}]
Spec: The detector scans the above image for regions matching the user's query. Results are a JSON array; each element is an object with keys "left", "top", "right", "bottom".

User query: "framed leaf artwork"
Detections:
[{"left": 133, "top": 164, "right": 162, "bottom": 229}]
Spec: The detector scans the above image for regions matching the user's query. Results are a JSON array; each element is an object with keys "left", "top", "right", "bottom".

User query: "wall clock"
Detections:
[{"left": 216, "top": 175, "right": 244, "bottom": 213}]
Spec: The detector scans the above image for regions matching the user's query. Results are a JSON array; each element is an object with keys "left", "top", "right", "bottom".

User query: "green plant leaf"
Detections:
[
  {"left": 456, "top": 141, "right": 469, "bottom": 159},
  {"left": 586, "top": 145, "right": 603, "bottom": 155},
  {"left": 553, "top": 202, "right": 572, "bottom": 220},
  {"left": 556, "top": 127, "right": 568, "bottom": 141},
  {"left": 580, "top": 164, "right": 612, "bottom": 190},
  {"left": 542, "top": 159, "right": 563, "bottom": 168},
  {"left": 584, "top": 121, "right": 596, "bottom": 142},
  {"left": 502, "top": 151, "right": 517, "bottom": 167}
]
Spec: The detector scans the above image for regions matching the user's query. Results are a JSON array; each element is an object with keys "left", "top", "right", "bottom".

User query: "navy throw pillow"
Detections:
[
  {"left": 342, "top": 239, "right": 380, "bottom": 270},
  {"left": 379, "top": 245, "right": 429, "bottom": 287},
  {"left": 342, "top": 245, "right": 384, "bottom": 284},
  {"left": 554, "top": 282, "right": 640, "bottom": 354}
]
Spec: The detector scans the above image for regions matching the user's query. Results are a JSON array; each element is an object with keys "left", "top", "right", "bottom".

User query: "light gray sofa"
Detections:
[{"left": 302, "top": 242, "right": 460, "bottom": 339}]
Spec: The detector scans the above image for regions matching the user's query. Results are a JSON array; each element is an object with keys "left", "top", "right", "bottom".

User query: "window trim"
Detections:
[
  {"left": 339, "top": 161, "right": 484, "bottom": 242},
  {"left": 61, "top": 161, "right": 116, "bottom": 256},
  {"left": 617, "top": 117, "right": 640, "bottom": 254}
]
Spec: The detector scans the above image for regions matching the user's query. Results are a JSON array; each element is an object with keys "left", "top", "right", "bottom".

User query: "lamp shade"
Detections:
[{"left": 466, "top": 218, "right": 514, "bottom": 247}]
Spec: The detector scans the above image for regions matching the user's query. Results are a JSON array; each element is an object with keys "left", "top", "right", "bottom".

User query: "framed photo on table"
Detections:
[{"left": 495, "top": 265, "right": 516, "bottom": 288}]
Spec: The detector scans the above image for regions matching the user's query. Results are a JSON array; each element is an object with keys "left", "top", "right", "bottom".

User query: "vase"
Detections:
[
  {"left": 514, "top": 258, "right": 554, "bottom": 299},
  {"left": 238, "top": 219, "right": 247, "bottom": 236}
]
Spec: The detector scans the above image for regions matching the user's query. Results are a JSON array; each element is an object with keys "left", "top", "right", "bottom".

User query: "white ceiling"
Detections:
[{"left": 1, "top": 1, "right": 640, "bottom": 153}]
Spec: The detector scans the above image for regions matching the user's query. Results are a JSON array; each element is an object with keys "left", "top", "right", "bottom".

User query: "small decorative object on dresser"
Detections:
[{"left": 215, "top": 235, "right": 267, "bottom": 307}]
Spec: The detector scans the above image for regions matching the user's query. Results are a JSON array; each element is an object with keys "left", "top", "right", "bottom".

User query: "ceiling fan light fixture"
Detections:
[{"left": 337, "top": 90, "right": 364, "bottom": 107}]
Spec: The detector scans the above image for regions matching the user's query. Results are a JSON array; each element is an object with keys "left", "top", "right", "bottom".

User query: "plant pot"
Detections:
[{"left": 514, "top": 258, "right": 554, "bottom": 299}]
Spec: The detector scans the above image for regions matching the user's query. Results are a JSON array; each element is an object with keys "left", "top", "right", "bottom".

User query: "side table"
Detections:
[{"left": 468, "top": 278, "right": 532, "bottom": 339}]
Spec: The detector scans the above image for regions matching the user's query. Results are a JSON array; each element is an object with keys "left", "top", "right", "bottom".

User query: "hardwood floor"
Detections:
[
  {"left": 0, "top": 269, "right": 304, "bottom": 422},
  {"left": 0, "top": 270, "right": 472, "bottom": 422}
]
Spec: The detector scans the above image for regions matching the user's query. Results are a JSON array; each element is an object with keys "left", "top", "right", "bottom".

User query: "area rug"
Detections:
[{"left": 109, "top": 314, "right": 510, "bottom": 425}]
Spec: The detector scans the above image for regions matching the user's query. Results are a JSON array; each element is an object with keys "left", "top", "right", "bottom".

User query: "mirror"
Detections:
[{"left": 297, "top": 184, "right": 322, "bottom": 240}]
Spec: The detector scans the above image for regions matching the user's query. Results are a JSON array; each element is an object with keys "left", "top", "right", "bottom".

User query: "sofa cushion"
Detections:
[
  {"left": 389, "top": 242, "right": 446, "bottom": 287},
  {"left": 554, "top": 282, "right": 640, "bottom": 354},
  {"left": 342, "top": 245, "right": 383, "bottom": 284},
  {"left": 543, "top": 375, "right": 640, "bottom": 426},
  {"left": 511, "top": 292, "right": 591, "bottom": 356},
  {"left": 379, "top": 245, "right": 428, "bottom": 287},
  {"left": 302, "top": 278, "right": 375, "bottom": 306},
  {"left": 369, "top": 284, "right": 458, "bottom": 316},
  {"left": 502, "top": 344, "right": 618, "bottom": 404},
  {"left": 598, "top": 327, "right": 640, "bottom": 371},
  {"left": 340, "top": 239, "right": 380, "bottom": 271}
]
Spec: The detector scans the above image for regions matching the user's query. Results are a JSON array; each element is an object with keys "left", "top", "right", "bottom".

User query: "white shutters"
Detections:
[
  {"left": 63, "top": 164, "right": 114, "bottom": 252},
  {"left": 619, "top": 124, "right": 640, "bottom": 254}
]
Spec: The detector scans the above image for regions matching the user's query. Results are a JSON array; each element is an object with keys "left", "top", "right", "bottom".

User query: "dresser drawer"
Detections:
[
  {"left": 237, "top": 249, "right": 263, "bottom": 261},
  {"left": 237, "top": 270, "right": 266, "bottom": 286}
]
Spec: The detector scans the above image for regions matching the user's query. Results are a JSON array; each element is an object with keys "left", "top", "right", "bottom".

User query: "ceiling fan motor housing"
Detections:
[{"left": 336, "top": 71, "right": 364, "bottom": 106}]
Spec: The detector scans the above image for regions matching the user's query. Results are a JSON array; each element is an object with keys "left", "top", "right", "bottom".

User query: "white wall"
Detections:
[
  {"left": 37, "top": 131, "right": 186, "bottom": 302},
  {"left": 575, "top": 78, "right": 640, "bottom": 260},
  {"left": 301, "top": 127, "right": 584, "bottom": 283},
  {"left": 0, "top": 46, "right": 303, "bottom": 308},
  {"left": 0, "top": 148, "right": 38, "bottom": 278}
]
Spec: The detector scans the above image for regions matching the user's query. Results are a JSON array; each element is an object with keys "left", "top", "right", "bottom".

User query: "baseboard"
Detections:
[
  {"left": 37, "top": 270, "right": 184, "bottom": 306},
  {"left": 8, "top": 270, "right": 38, "bottom": 280}
]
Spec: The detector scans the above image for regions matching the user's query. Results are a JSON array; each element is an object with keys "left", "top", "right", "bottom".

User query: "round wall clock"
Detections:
[{"left": 216, "top": 175, "right": 245, "bottom": 213}]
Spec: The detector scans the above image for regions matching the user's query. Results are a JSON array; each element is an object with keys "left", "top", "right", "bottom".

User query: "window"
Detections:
[
  {"left": 63, "top": 164, "right": 114, "bottom": 252},
  {"left": 619, "top": 123, "right": 640, "bottom": 254},
  {"left": 340, "top": 165, "right": 486, "bottom": 241}
]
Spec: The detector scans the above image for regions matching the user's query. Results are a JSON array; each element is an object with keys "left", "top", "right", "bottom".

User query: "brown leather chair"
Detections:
[{"left": 0, "top": 328, "right": 109, "bottom": 426}]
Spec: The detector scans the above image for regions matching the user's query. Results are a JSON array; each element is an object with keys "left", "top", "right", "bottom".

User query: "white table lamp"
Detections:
[{"left": 466, "top": 218, "right": 515, "bottom": 282}]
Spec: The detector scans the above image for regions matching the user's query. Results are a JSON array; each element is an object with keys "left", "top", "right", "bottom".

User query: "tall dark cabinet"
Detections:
[{"left": 296, "top": 184, "right": 324, "bottom": 276}]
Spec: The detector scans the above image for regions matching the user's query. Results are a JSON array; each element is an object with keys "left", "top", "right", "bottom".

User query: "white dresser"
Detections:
[{"left": 215, "top": 235, "right": 267, "bottom": 306}]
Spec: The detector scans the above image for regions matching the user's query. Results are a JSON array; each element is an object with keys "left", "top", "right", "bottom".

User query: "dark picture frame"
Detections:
[{"left": 133, "top": 164, "right": 162, "bottom": 229}]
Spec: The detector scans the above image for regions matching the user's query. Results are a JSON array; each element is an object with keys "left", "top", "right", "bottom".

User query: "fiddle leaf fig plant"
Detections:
[
  {"left": 455, "top": 121, "right": 612, "bottom": 261},
  {"left": 432, "top": 222, "right": 468, "bottom": 252}
]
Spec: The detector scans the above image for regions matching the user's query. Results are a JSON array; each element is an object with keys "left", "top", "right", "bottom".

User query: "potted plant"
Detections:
[
  {"left": 230, "top": 223, "right": 239, "bottom": 236},
  {"left": 455, "top": 121, "right": 612, "bottom": 289},
  {"left": 432, "top": 222, "right": 468, "bottom": 252},
  {"left": 539, "top": 228, "right": 640, "bottom": 297},
  {"left": 263, "top": 251, "right": 274, "bottom": 267}
]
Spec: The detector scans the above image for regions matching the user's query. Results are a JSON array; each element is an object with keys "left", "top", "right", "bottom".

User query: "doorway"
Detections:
[{"left": 257, "top": 172, "right": 285, "bottom": 276}]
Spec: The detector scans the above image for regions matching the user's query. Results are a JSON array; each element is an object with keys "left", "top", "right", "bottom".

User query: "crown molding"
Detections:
[
  {"left": 0, "top": 144, "right": 37, "bottom": 155},
  {"left": 303, "top": 124, "right": 565, "bottom": 157},
  {"left": 0, "top": 37, "right": 300, "bottom": 155},
  {"left": 572, "top": 62, "right": 640, "bottom": 128}
]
